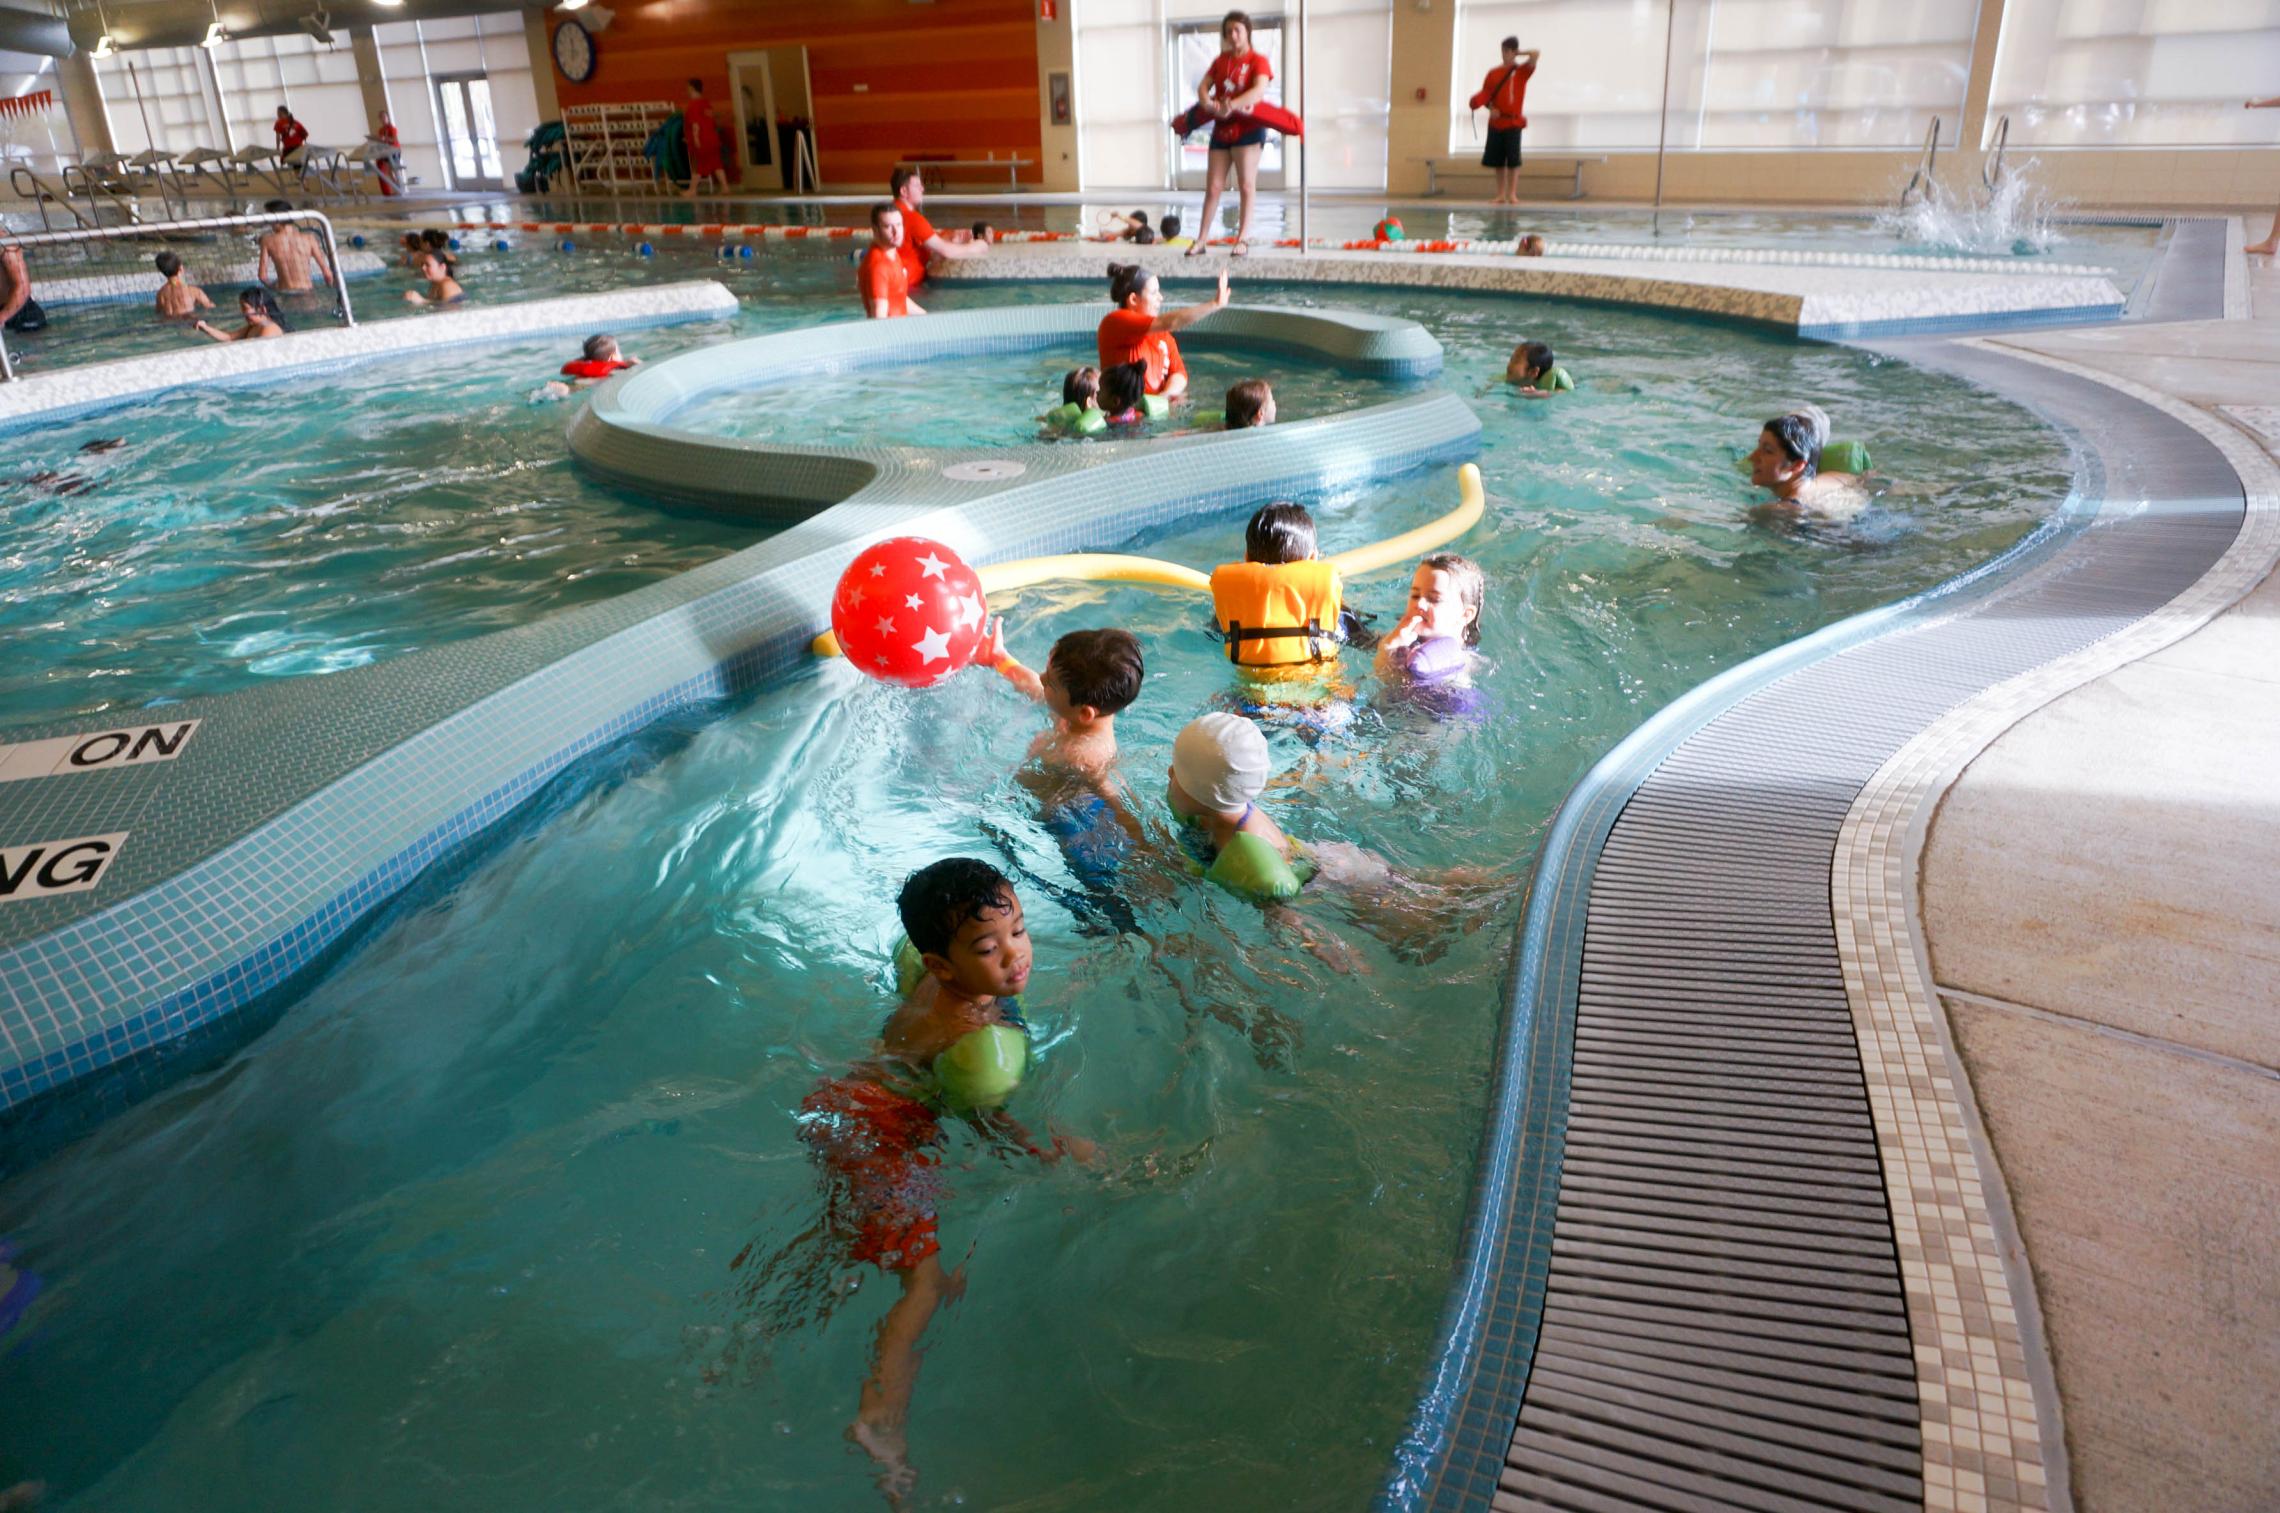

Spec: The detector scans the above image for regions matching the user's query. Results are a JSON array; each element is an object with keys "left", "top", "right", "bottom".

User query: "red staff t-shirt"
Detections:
[
  {"left": 1471, "top": 61, "right": 1536, "bottom": 130},
  {"left": 897, "top": 204, "right": 936, "bottom": 287},
  {"left": 1097, "top": 308, "right": 1186, "bottom": 394},
  {"left": 1202, "top": 50, "right": 1274, "bottom": 146},
  {"left": 860, "top": 244, "right": 911, "bottom": 317}
]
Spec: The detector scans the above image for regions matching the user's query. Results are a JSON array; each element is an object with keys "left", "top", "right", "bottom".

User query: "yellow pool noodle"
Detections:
[{"left": 810, "top": 462, "right": 1483, "bottom": 658}]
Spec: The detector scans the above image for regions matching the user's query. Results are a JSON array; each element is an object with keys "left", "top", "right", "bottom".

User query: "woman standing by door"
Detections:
[
  {"left": 682, "top": 78, "right": 728, "bottom": 197},
  {"left": 1186, "top": 11, "right": 1272, "bottom": 258}
]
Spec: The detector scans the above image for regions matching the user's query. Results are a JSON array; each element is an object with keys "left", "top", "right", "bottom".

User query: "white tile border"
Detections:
[{"left": 1831, "top": 343, "right": 2280, "bottom": 1513}]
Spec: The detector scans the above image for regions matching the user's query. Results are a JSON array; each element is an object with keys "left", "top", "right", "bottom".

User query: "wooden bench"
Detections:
[
  {"left": 1418, "top": 154, "right": 1605, "bottom": 200},
  {"left": 894, "top": 157, "right": 1035, "bottom": 191}
]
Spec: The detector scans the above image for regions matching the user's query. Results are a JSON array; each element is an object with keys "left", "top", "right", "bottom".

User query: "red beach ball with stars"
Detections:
[{"left": 830, "top": 537, "right": 990, "bottom": 689}]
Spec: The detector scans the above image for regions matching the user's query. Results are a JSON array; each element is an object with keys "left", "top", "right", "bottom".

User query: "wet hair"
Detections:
[
  {"left": 1062, "top": 365, "right": 1099, "bottom": 406},
  {"left": 898, "top": 858, "right": 1016, "bottom": 958},
  {"left": 154, "top": 250, "right": 183, "bottom": 278},
  {"left": 1132, "top": 208, "right": 1151, "bottom": 223},
  {"left": 400, "top": 232, "right": 423, "bottom": 250},
  {"left": 418, "top": 248, "right": 450, "bottom": 274},
  {"left": 239, "top": 287, "right": 287, "bottom": 329},
  {"left": 1419, "top": 552, "right": 1488, "bottom": 646},
  {"left": 1159, "top": 213, "right": 1182, "bottom": 239},
  {"left": 421, "top": 229, "right": 451, "bottom": 250},
  {"left": 264, "top": 199, "right": 293, "bottom": 214},
  {"left": 1225, "top": 378, "right": 1273, "bottom": 430},
  {"left": 890, "top": 165, "right": 922, "bottom": 198},
  {"left": 581, "top": 332, "right": 619, "bottom": 362},
  {"left": 1763, "top": 413, "right": 1821, "bottom": 480},
  {"left": 1132, "top": 223, "right": 1157, "bottom": 245},
  {"left": 1046, "top": 629, "right": 1144, "bottom": 714},
  {"left": 1516, "top": 233, "right": 1547, "bottom": 256},
  {"left": 970, "top": 220, "right": 994, "bottom": 241},
  {"left": 1245, "top": 499, "right": 1317, "bottom": 564},
  {"left": 1516, "top": 340, "right": 1554, "bottom": 378},
  {"left": 870, "top": 199, "right": 900, "bottom": 232},
  {"left": 1221, "top": 10, "right": 1253, "bottom": 42},
  {"left": 1107, "top": 261, "right": 1153, "bottom": 306},
  {"left": 1099, "top": 360, "right": 1147, "bottom": 416}
]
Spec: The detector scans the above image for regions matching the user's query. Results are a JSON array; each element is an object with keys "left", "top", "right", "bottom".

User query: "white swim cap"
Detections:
[
  {"left": 1172, "top": 712, "right": 1271, "bottom": 815},
  {"left": 1785, "top": 402, "right": 1832, "bottom": 448}
]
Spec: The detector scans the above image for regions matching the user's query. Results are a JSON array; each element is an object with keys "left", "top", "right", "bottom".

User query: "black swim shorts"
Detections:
[
  {"left": 3, "top": 297, "right": 46, "bottom": 334},
  {"left": 1212, "top": 126, "right": 1270, "bottom": 151},
  {"left": 1481, "top": 127, "right": 1523, "bottom": 170}
]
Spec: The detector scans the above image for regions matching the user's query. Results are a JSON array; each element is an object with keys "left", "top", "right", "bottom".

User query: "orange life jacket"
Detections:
[{"left": 1209, "top": 559, "right": 1344, "bottom": 667}]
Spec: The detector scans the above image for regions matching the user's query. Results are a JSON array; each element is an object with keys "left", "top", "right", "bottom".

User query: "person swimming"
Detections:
[
  {"left": 194, "top": 287, "right": 289, "bottom": 342},
  {"left": 1749, "top": 409, "right": 1870, "bottom": 521}
]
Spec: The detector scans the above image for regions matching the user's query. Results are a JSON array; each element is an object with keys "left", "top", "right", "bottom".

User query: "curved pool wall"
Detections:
[
  {"left": 567, "top": 302, "right": 1444, "bottom": 517},
  {"left": 1382, "top": 339, "right": 2260, "bottom": 1508},
  {"left": 0, "top": 280, "right": 740, "bottom": 432},
  {"left": 0, "top": 302, "right": 1472, "bottom": 1138}
]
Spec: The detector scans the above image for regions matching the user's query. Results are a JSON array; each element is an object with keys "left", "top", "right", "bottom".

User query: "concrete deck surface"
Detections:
[{"left": 1917, "top": 232, "right": 2280, "bottom": 1511}]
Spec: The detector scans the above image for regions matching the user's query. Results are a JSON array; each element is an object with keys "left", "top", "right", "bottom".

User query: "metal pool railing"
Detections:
[
  {"left": 1896, "top": 116, "right": 1942, "bottom": 209},
  {"left": 0, "top": 208, "right": 355, "bottom": 382}
]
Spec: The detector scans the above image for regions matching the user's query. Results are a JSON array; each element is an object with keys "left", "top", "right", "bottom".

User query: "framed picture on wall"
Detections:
[{"left": 1049, "top": 71, "right": 1071, "bottom": 127}]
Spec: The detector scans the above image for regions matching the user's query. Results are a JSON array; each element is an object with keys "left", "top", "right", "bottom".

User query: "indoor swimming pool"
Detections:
[{"left": 0, "top": 242, "right": 2077, "bottom": 1507}]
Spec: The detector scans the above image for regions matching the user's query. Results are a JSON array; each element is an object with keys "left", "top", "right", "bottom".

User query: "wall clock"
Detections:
[{"left": 552, "top": 19, "right": 595, "bottom": 84}]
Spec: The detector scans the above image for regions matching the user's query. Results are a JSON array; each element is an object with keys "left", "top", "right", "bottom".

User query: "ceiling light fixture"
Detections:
[
  {"left": 200, "top": 0, "right": 228, "bottom": 48},
  {"left": 90, "top": 0, "right": 116, "bottom": 56},
  {"left": 372, "top": 0, "right": 403, "bottom": 8},
  {"left": 557, "top": 0, "right": 590, "bottom": 11}
]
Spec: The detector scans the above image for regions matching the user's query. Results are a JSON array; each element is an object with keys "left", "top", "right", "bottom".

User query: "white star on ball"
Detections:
[
  {"left": 951, "top": 591, "right": 984, "bottom": 631},
  {"left": 875, "top": 616, "right": 897, "bottom": 635},
  {"left": 904, "top": 593, "right": 923, "bottom": 611},
  {"left": 913, "top": 626, "right": 953, "bottom": 663},
  {"left": 916, "top": 552, "right": 949, "bottom": 580},
  {"left": 868, "top": 562, "right": 886, "bottom": 577}
]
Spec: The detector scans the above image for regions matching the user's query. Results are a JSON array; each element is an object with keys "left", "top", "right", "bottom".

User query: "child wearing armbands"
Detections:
[
  {"left": 1505, "top": 340, "right": 1572, "bottom": 397},
  {"left": 1376, "top": 552, "right": 1487, "bottom": 719},
  {"left": 1098, "top": 360, "right": 1159, "bottom": 426},
  {"left": 1041, "top": 366, "right": 1105, "bottom": 435},
  {"left": 810, "top": 859, "right": 1095, "bottom": 1500}
]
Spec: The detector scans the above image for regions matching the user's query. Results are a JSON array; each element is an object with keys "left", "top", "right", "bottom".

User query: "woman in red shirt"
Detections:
[
  {"left": 1096, "top": 262, "right": 1230, "bottom": 399},
  {"left": 273, "top": 106, "right": 309, "bottom": 163},
  {"left": 1187, "top": 11, "right": 1274, "bottom": 258}
]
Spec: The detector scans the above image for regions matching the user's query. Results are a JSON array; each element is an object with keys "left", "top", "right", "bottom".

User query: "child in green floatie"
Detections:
[
  {"left": 1505, "top": 339, "right": 1573, "bottom": 397},
  {"left": 1040, "top": 365, "right": 1105, "bottom": 436},
  {"left": 814, "top": 859, "right": 1094, "bottom": 1502}
]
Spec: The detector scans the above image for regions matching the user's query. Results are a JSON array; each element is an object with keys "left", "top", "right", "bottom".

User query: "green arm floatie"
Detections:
[
  {"left": 933, "top": 1023, "right": 1027, "bottom": 1112},
  {"left": 1205, "top": 829, "right": 1313, "bottom": 902},
  {"left": 1543, "top": 366, "right": 1575, "bottom": 392},
  {"left": 1042, "top": 402, "right": 1079, "bottom": 428},
  {"left": 1075, "top": 406, "right": 1107, "bottom": 434},
  {"left": 1140, "top": 392, "right": 1170, "bottom": 419},
  {"left": 1819, "top": 438, "right": 1872, "bottom": 474}
]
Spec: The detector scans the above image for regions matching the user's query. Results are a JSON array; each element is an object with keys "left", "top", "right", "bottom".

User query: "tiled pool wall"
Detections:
[{"left": 0, "top": 304, "right": 1470, "bottom": 1136}]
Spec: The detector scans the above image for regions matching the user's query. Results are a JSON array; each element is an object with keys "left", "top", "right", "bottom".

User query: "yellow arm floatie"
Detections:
[{"left": 812, "top": 463, "right": 1483, "bottom": 658}]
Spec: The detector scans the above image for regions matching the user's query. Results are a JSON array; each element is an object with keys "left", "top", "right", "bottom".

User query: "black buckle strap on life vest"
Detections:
[{"left": 1224, "top": 618, "right": 1328, "bottom": 664}]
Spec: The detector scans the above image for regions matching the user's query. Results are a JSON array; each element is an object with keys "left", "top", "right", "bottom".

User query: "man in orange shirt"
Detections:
[
  {"left": 860, "top": 201, "right": 923, "bottom": 318},
  {"left": 1470, "top": 37, "right": 1541, "bottom": 206},
  {"left": 889, "top": 166, "right": 989, "bottom": 289}
]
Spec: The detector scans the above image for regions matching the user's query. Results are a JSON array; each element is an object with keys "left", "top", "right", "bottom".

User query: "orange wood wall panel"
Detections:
[{"left": 551, "top": 0, "right": 1044, "bottom": 186}]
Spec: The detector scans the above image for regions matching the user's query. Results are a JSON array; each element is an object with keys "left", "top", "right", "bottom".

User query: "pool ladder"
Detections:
[
  {"left": 1983, "top": 115, "right": 2012, "bottom": 198},
  {"left": 1897, "top": 116, "right": 1941, "bottom": 209}
]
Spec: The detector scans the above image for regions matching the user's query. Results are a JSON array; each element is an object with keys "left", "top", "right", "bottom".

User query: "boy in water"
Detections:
[
  {"left": 152, "top": 251, "right": 212, "bottom": 319},
  {"left": 805, "top": 859, "right": 1085, "bottom": 1499},
  {"left": 979, "top": 625, "right": 1147, "bottom": 888},
  {"left": 1505, "top": 340, "right": 1562, "bottom": 397},
  {"left": 255, "top": 202, "right": 330, "bottom": 293},
  {"left": 1225, "top": 377, "right": 1276, "bottom": 429}
]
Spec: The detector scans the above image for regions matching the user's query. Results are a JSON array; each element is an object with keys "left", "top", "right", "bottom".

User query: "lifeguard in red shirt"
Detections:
[
  {"left": 887, "top": 167, "right": 989, "bottom": 290},
  {"left": 860, "top": 201, "right": 925, "bottom": 319},
  {"left": 1096, "top": 262, "right": 1229, "bottom": 399},
  {"left": 1185, "top": 11, "right": 1276, "bottom": 258},
  {"left": 1470, "top": 37, "right": 1542, "bottom": 206},
  {"left": 682, "top": 78, "right": 728, "bottom": 197},
  {"left": 273, "top": 106, "right": 310, "bottom": 163}
]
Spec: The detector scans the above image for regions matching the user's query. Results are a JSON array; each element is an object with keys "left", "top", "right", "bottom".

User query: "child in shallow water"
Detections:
[
  {"left": 194, "top": 287, "right": 287, "bottom": 342},
  {"left": 1098, "top": 359, "right": 1149, "bottom": 425},
  {"left": 981, "top": 621, "right": 1147, "bottom": 890},
  {"left": 152, "top": 251, "right": 212, "bottom": 319},
  {"left": 404, "top": 250, "right": 464, "bottom": 306},
  {"left": 802, "top": 859, "right": 1091, "bottom": 1501},
  {"left": 1377, "top": 552, "right": 1487, "bottom": 718}
]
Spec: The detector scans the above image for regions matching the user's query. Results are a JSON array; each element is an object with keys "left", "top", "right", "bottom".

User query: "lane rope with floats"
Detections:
[{"left": 811, "top": 462, "right": 1484, "bottom": 660}]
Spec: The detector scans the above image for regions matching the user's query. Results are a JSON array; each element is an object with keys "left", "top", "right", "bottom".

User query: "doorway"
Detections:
[
  {"left": 727, "top": 51, "right": 779, "bottom": 191},
  {"left": 1170, "top": 17, "right": 1286, "bottom": 191},
  {"left": 434, "top": 73, "right": 501, "bottom": 190}
]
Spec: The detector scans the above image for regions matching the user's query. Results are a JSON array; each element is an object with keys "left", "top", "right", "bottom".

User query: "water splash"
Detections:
[{"left": 1878, "top": 157, "right": 2067, "bottom": 258}]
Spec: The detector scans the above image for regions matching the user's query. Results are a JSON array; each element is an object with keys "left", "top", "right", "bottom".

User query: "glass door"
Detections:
[
  {"left": 434, "top": 73, "right": 501, "bottom": 189},
  {"left": 1170, "top": 18, "right": 1285, "bottom": 191}
]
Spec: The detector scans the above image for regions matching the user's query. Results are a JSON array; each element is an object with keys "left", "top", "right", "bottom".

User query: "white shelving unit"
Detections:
[{"left": 561, "top": 102, "right": 678, "bottom": 194}]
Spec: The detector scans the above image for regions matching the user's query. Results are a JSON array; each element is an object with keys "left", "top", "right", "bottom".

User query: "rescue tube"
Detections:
[
  {"left": 812, "top": 464, "right": 1483, "bottom": 658},
  {"left": 561, "top": 358, "right": 634, "bottom": 380},
  {"left": 1172, "top": 100, "right": 1306, "bottom": 139}
]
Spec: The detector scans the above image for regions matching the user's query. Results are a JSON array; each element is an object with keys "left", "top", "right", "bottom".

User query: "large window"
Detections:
[
  {"left": 0, "top": 51, "right": 77, "bottom": 172},
  {"left": 1450, "top": 0, "right": 1974, "bottom": 152},
  {"left": 212, "top": 32, "right": 370, "bottom": 156},
  {"left": 93, "top": 45, "right": 221, "bottom": 155},
  {"left": 1075, "top": 0, "right": 1389, "bottom": 190},
  {"left": 373, "top": 12, "right": 539, "bottom": 191},
  {"left": 1989, "top": 0, "right": 2280, "bottom": 147}
]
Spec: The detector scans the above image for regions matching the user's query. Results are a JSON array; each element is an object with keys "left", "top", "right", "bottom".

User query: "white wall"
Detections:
[
  {"left": 1990, "top": 0, "right": 2280, "bottom": 147},
  {"left": 0, "top": 49, "right": 75, "bottom": 171}
]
